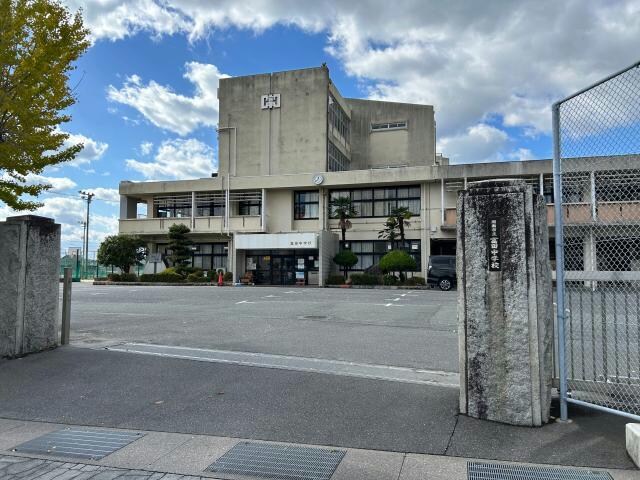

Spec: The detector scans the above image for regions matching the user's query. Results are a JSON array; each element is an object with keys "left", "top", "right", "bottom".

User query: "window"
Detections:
[
  {"left": 328, "top": 141, "right": 350, "bottom": 172},
  {"left": 294, "top": 191, "right": 319, "bottom": 220},
  {"left": 329, "top": 185, "right": 420, "bottom": 218},
  {"left": 343, "top": 240, "right": 421, "bottom": 272},
  {"left": 192, "top": 243, "right": 228, "bottom": 271},
  {"left": 163, "top": 243, "right": 228, "bottom": 271},
  {"left": 596, "top": 169, "right": 640, "bottom": 202},
  {"left": 155, "top": 195, "right": 191, "bottom": 218},
  {"left": 328, "top": 94, "right": 350, "bottom": 142},
  {"left": 239, "top": 200, "right": 261, "bottom": 216},
  {"left": 196, "top": 203, "right": 225, "bottom": 217},
  {"left": 371, "top": 121, "right": 407, "bottom": 131}
]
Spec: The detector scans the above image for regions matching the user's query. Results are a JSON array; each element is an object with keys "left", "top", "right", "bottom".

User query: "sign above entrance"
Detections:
[{"left": 235, "top": 233, "right": 318, "bottom": 250}]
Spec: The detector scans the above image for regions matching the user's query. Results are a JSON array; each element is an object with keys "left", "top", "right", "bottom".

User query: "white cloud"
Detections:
[
  {"left": 64, "top": 133, "right": 109, "bottom": 166},
  {"left": 140, "top": 141, "right": 153, "bottom": 155},
  {"left": 438, "top": 124, "right": 509, "bottom": 164},
  {"left": 71, "top": 1, "right": 640, "bottom": 160},
  {"left": 126, "top": 138, "right": 216, "bottom": 180},
  {"left": 23, "top": 174, "right": 77, "bottom": 191},
  {"left": 88, "top": 187, "right": 120, "bottom": 204},
  {"left": 107, "top": 62, "right": 229, "bottom": 135}
]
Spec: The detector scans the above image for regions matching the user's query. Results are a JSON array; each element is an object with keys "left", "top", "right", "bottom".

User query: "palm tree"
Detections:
[
  {"left": 390, "top": 206, "right": 412, "bottom": 246},
  {"left": 329, "top": 196, "right": 358, "bottom": 243},
  {"left": 378, "top": 217, "right": 398, "bottom": 244}
]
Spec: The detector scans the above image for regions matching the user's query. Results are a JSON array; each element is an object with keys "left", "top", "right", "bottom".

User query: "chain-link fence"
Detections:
[
  {"left": 60, "top": 251, "right": 144, "bottom": 280},
  {"left": 554, "top": 61, "right": 640, "bottom": 420}
]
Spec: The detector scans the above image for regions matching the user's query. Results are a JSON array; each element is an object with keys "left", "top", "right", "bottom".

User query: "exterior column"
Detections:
[
  {"left": 261, "top": 188, "right": 266, "bottom": 232},
  {"left": 191, "top": 192, "right": 196, "bottom": 229},
  {"left": 420, "top": 182, "right": 428, "bottom": 277},
  {"left": 440, "top": 178, "right": 445, "bottom": 225}
]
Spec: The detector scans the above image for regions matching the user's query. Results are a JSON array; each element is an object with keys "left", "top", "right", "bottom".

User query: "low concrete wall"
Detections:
[{"left": 0, "top": 216, "right": 61, "bottom": 358}]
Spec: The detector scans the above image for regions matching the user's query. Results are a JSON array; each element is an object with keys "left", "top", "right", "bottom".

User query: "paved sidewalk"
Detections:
[
  {"left": 0, "top": 454, "right": 206, "bottom": 479},
  {"left": 0, "top": 420, "right": 637, "bottom": 480},
  {"left": 0, "top": 347, "right": 636, "bottom": 472}
]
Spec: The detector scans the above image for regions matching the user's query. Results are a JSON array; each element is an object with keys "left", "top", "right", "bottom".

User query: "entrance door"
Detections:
[{"left": 272, "top": 255, "right": 295, "bottom": 285}]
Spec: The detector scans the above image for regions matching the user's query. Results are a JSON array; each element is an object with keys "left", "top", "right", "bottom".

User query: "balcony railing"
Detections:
[
  {"left": 119, "top": 215, "right": 260, "bottom": 235},
  {"left": 443, "top": 201, "right": 640, "bottom": 229}
]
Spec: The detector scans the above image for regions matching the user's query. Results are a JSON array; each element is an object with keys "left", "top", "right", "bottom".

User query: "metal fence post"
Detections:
[
  {"left": 61, "top": 267, "right": 72, "bottom": 345},
  {"left": 552, "top": 102, "right": 569, "bottom": 422}
]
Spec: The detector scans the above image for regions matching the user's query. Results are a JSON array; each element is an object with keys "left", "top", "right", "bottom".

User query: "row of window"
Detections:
[
  {"left": 156, "top": 186, "right": 422, "bottom": 221},
  {"left": 329, "top": 186, "right": 421, "bottom": 217},
  {"left": 160, "top": 243, "right": 228, "bottom": 271},
  {"left": 157, "top": 202, "right": 260, "bottom": 218},
  {"left": 328, "top": 141, "right": 350, "bottom": 172},
  {"left": 328, "top": 94, "right": 350, "bottom": 143},
  {"left": 371, "top": 121, "right": 407, "bottom": 131},
  {"left": 342, "top": 240, "right": 421, "bottom": 271},
  {"left": 294, "top": 187, "right": 422, "bottom": 220}
]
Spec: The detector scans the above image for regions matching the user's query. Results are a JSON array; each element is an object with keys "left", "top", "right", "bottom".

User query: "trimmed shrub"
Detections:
[
  {"left": 404, "top": 276, "right": 426, "bottom": 286},
  {"left": 119, "top": 273, "right": 138, "bottom": 282},
  {"left": 187, "top": 272, "right": 209, "bottom": 282},
  {"left": 382, "top": 274, "right": 399, "bottom": 286},
  {"left": 224, "top": 271, "right": 233, "bottom": 282},
  {"left": 350, "top": 273, "right": 381, "bottom": 286},
  {"left": 107, "top": 273, "right": 121, "bottom": 282},
  {"left": 326, "top": 275, "right": 345, "bottom": 285},
  {"left": 379, "top": 250, "right": 417, "bottom": 274},
  {"left": 140, "top": 272, "right": 184, "bottom": 283}
]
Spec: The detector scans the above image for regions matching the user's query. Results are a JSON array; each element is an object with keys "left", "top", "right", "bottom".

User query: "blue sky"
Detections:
[{"left": 2, "top": 0, "right": 639, "bottom": 253}]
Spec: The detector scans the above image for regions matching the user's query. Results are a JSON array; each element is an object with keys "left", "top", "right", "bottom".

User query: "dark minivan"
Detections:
[{"left": 427, "top": 255, "right": 456, "bottom": 291}]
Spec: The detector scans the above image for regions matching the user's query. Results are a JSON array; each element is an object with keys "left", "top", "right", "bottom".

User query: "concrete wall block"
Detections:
[
  {"left": 0, "top": 216, "right": 61, "bottom": 358},
  {"left": 626, "top": 423, "right": 640, "bottom": 468},
  {"left": 457, "top": 181, "right": 552, "bottom": 426}
]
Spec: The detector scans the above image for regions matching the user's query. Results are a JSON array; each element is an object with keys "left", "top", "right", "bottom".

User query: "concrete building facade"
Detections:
[{"left": 119, "top": 66, "right": 637, "bottom": 286}]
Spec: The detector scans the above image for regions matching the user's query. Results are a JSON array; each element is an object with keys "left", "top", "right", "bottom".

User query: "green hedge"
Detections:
[
  {"left": 187, "top": 272, "right": 211, "bottom": 282},
  {"left": 404, "top": 276, "right": 426, "bottom": 286},
  {"left": 382, "top": 274, "right": 399, "bottom": 286},
  {"left": 350, "top": 273, "right": 381, "bottom": 285},
  {"left": 140, "top": 272, "right": 184, "bottom": 283},
  {"left": 325, "top": 275, "right": 345, "bottom": 285}
]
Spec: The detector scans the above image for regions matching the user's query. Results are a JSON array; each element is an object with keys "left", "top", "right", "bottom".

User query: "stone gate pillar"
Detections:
[
  {"left": 0, "top": 215, "right": 61, "bottom": 358},
  {"left": 457, "top": 180, "right": 553, "bottom": 426}
]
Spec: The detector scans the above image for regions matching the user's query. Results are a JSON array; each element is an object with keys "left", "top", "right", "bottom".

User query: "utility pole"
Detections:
[
  {"left": 79, "top": 191, "right": 95, "bottom": 279},
  {"left": 78, "top": 220, "right": 87, "bottom": 278}
]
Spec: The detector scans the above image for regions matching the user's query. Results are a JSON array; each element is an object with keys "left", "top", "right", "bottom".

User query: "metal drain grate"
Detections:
[
  {"left": 206, "top": 441, "right": 345, "bottom": 480},
  {"left": 13, "top": 428, "right": 144, "bottom": 460},
  {"left": 468, "top": 462, "right": 613, "bottom": 480}
]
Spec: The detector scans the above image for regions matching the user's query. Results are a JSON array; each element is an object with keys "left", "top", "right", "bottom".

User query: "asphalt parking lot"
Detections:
[{"left": 65, "top": 284, "right": 459, "bottom": 372}]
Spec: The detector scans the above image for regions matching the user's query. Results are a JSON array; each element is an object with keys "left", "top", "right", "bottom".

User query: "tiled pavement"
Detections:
[{"left": 0, "top": 454, "right": 207, "bottom": 480}]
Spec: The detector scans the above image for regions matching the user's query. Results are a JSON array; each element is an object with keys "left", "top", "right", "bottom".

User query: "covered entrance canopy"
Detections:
[{"left": 235, "top": 233, "right": 320, "bottom": 286}]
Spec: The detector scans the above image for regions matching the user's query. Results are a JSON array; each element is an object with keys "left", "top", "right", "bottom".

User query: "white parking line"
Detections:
[
  {"left": 262, "top": 295, "right": 280, "bottom": 298},
  {"left": 236, "top": 300, "right": 256, "bottom": 304},
  {"left": 93, "top": 312, "right": 152, "bottom": 316},
  {"left": 107, "top": 343, "right": 460, "bottom": 387}
]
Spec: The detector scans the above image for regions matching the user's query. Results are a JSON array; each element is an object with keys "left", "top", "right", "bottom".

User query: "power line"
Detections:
[{"left": 39, "top": 190, "right": 116, "bottom": 203}]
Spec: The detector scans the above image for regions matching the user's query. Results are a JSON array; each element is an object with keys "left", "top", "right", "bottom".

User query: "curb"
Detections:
[
  {"left": 324, "top": 285, "right": 435, "bottom": 290},
  {"left": 92, "top": 281, "right": 231, "bottom": 286}
]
